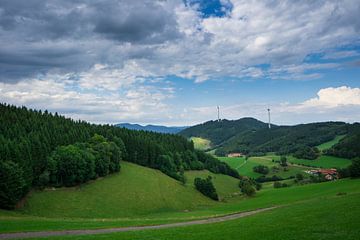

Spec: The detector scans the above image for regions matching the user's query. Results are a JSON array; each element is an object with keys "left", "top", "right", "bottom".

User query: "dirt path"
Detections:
[{"left": 0, "top": 207, "right": 277, "bottom": 239}]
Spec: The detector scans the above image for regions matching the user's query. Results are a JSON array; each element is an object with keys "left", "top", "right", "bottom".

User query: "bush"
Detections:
[
  {"left": 273, "top": 181, "right": 289, "bottom": 188},
  {"left": 239, "top": 177, "right": 260, "bottom": 196},
  {"left": 253, "top": 165, "right": 269, "bottom": 174},
  {"left": 256, "top": 175, "right": 284, "bottom": 183},
  {"left": 349, "top": 157, "right": 360, "bottom": 178},
  {"left": 295, "top": 173, "right": 304, "bottom": 181},
  {"left": 280, "top": 156, "right": 288, "bottom": 166},
  {"left": 194, "top": 176, "right": 219, "bottom": 200},
  {"left": 0, "top": 161, "right": 27, "bottom": 209},
  {"left": 241, "top": 184, "right": 256, "bottom": 196}
]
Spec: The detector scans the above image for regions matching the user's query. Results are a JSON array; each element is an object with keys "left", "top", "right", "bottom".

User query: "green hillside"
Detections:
[
  {"left": 179, "top": 118, "right": 267, "bottom": 146},
  {"left": 0, "top": 104, "right": 238, "bottom": 209},
  {"left": 19, "top": 162, "right": 214, "bottom": 218},
  {"left": 326, "top": 123, "right": 360, "bottom": 159},
  {"left": 179, "top": 118, "right": 358, "bottom": 158}
]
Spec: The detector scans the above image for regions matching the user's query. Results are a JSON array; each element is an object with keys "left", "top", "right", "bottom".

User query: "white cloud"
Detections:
[
  {"left": 301, "top": 86, "right": 360, "bottom": 108},
  {"left": 0, "top": 75, "right": 174, "bottom": 124}
]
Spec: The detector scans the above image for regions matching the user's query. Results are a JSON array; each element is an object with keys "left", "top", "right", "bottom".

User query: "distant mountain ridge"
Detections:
[{"left": 116, "top": 123, "right": 187, "bottom": 134}]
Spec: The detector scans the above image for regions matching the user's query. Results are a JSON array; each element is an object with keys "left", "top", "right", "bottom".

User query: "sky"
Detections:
[{"left": 0, "top": 0, "right": 359, "bottom": 126}]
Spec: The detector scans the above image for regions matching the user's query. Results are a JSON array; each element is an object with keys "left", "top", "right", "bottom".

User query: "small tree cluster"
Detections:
[
  {"left": 253, "top": 165, "right": 269, "bottom": 174},
  {"left": 239, "top": 177, "right": 261, "bottom": 196},
  {"left": 44, "top": 134, "right": 122, "bottom": 187},
  {"left": 280, "top": 156, "right": 288, "bottom": 167},
  {"left": 273, "top": 181, "right": 289, "bottom": 188},
  {"left": 194, "top": 176, "right": 219, "bottom": 200},
  {"left": 256, "top": 175, "right": 284, "bottom": 183},
  {"left": 293, "top": 146, "right": 320, "bottom": 160}
]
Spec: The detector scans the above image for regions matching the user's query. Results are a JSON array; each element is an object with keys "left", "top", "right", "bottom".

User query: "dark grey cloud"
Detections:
[{"left": 0, "top": 0, "right": 181, "bottom": 82}]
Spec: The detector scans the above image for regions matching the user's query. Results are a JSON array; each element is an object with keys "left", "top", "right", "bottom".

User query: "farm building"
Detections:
[
  {"left": 227, "top": 153, "right": 243, "bottom": 157},
  {"left": 305, "top": 168, "right": 338, "bottom": 181}
]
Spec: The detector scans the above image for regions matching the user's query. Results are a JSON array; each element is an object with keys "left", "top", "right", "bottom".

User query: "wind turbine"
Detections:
[
  {"left": 267, "top": 108, "right": 271, "bottom": 129},
  {"left": 217, "top": 106, "right": 220, "bottom": 122}
]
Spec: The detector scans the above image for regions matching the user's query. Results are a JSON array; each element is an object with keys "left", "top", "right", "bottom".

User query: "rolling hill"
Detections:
[
  {"left": 19, "top": 162, "right": 215, "bottom": 219},
  {"left": 179, "top": 118, "right": 359, "bottom": 158},
  {"left": 116, "top": 123, "right": 187, "bottom": 134},
  {"left": 179, "top": 118, "right": 268, "bottom": 147}
]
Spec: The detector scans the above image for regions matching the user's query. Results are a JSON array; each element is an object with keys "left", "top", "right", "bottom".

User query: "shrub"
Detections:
[
  {"left": 349, "top": 157, "right": 360, "bottom": 178},
  {"left": 194, "top": 176, "right": 219, "bottom": 200},
  {"left": 253, "top": 165, "right": 269, "bottom": 174},
  {"left": 273, "top": 181, "right": 289, "bottom": 188}
]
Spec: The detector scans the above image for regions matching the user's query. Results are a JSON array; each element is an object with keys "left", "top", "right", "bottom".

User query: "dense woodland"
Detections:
[
  {"left": 325, "top": 123, "right": 360, "bottom": 159},
  {"left": 180, "top": 118, "right": 359, "bottom": 159},
  {"left": 0, "top": 103, "right": 238, "bottom": 209}
]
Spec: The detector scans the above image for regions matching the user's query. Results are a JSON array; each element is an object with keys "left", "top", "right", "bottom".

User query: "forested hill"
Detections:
[
  {"left": 179, "top": 118, "right": 359, "bottom": 158},
  {"left": 179, "top": 118, "right": 269, "bottom": 146},
  {"left": 116, "top": 123, "right": 187, "bottom": 134},
  {"left": 0, "top": 103, "right": 238, "bottom": 209}
]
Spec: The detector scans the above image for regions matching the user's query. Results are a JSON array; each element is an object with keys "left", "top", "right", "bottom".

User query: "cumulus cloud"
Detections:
[{"left": 301, "top": 86, "right": 360, "bottom": 108}]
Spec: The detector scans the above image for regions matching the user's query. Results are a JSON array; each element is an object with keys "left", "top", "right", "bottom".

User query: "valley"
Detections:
[{"left": 0, "top": 104, "right": 359, "bottom": 240}]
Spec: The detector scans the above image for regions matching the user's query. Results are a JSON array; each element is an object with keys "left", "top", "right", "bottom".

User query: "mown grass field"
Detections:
[
  {"left": 18, "top": 181, "right": 360, "bottom": 240},
  {"left": 190, "top": 137, "right": 212, "bottom": 150},
  {"left": 316, "top": 135, "right": 346, "bottom": 151},
  {"left": 184, "top": 170, "right": 240, "bottom": 200}
]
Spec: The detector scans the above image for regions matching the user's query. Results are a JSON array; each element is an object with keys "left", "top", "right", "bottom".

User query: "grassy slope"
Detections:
[
  {"left": 27, "top": 185, "right": 360, "bottom": 240},
  {"left": 184, "top": 170, "right": 240, "bottom": 200},
  {"left": 217, "top": 157, "right": 246, "bottom": 170},
  {"left": 17, "top": 162, "right": 214, "bottom": 219},
  {"left": 287, "top": 155, "right": 352, "bottom": 169},
  {"left": 190, "top": 137, "right": 212, "bottom": 150},
  {"left": 1, "top": 179, "right": 359, "bottom": 233},
  {"left": 316, "top": 135, "right": 346, "bottom": 151}
]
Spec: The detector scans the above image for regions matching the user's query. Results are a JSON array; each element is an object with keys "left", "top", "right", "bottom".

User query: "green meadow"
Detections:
[
  {"left": 31, "top": 191, "right": 360, "bottom": 240},
  {"left": 3, "top": 179, "right": 359, "bottom": 239}
]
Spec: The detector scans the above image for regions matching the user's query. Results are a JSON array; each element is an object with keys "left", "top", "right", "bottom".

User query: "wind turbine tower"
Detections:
[
  {"left": 267, "top": 108, "right": 271, "bottom": 129},
  {"left": 217, "top": 106, "right": 220, "bottom": 122}
]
